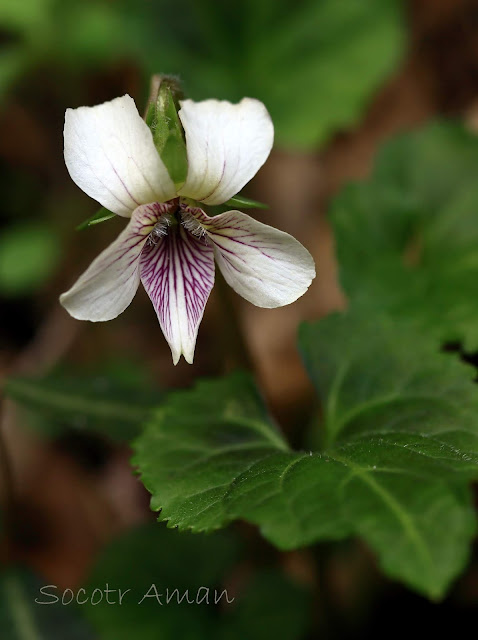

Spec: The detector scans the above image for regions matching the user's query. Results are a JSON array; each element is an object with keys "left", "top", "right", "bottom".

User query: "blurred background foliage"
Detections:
[
  {"left": 2, "top": 0, "right": 478, "bottom": 638},
  {"left": 0, "top": 0, "right": 403, "bottom": 147}
]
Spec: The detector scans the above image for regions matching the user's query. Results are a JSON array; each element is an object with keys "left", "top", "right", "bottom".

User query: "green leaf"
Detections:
[
  {"left": 0, "top": 570, "right": 94, "bottom": 639},
  {"left": 299, "top": 312, "right": 478, "bottom": 598},
  {"left": 250, "top": 0, "right": 405, "bottom": 148},
  {"left": 331, "top": 121, "right": 478, "bottom": 350},
  {"left": 0, "top": 223, "right": 60, "bottom": 295},
  {"left": 133, "top": 319, "right": 478, "bottom": 598},
  {"left": 128, "top": 0, "right": 404, "bottom": 149},
  {"left": 76, "top": 207, "right": 116, "bottom": 230},
  {"left": 133, "top": 373, "right": 291, "bottom": 533},
  {"left": 84, "top": 523, "right": 310, "bottom": 640},
  {"left": 4, "top": 370, "right": 163, "bottom": 442},
  {"left": 1, "top": 0, "right": 403, "bottom": 150},
  {"left": 223, "top": 195, "right": 268, "bottom": 210}
]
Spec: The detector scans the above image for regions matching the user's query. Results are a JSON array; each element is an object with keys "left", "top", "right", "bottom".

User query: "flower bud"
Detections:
[{"left": 145, "top": 74, "right": 188, "bottom": 188}]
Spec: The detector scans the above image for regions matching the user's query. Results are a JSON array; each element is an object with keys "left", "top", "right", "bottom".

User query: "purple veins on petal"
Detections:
[
  {"left": 140, "top": 223, "right": 215, "bottom": 365},
  {"left": 182, "top": 207, "right": 316, "bottom": 309},
  {"left": 59, "top": 200, "right": 177, "bottom": 323}
]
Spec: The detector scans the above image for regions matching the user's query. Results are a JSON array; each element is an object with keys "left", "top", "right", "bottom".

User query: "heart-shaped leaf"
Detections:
[
  {"left": 133, "top": 312, "right": 478, "bottom": 599},
  {"left": 332, "top": 121, "right": 478, "bottom": 350}
]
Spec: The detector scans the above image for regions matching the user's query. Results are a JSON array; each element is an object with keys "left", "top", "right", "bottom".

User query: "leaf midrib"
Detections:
[
  {"left": 218, "top": 440, "right": 436, "bottom": 573},
  {"left": 330, "top": 451, "right": 434, "bottom": 573},
  {"left": 168, "top": 421, "right": 438, "bottom": 573}
]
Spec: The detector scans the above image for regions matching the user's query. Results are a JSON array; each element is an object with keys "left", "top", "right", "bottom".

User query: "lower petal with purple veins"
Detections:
[
  {"left": 60, "top": 201, "right": 174, "bottom": 322},
  {"left": 140, "top": 223, "right": 215, "bottom": 365}
]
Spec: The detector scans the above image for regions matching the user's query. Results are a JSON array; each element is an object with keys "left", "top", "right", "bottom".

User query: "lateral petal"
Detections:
[
  {"left": 178, "top": 98, "right": 273, "bottom": 205},
  {"left": 190, "top": 208, "right": 316, "bottom": 308},
  {"left": 140, "top": 224, "right": 215, "bottom": 364},
  {"left": 60, "top": 203, "right": 170, "bottom": 321},
  {"left": 64, "top": 95, "right": 176, "bottom": 217}
]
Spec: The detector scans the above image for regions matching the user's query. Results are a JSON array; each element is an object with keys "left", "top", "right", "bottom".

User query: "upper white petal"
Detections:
[
  {"left": 60, "top": 203, "right": 168, "bottom": 321},
  {"left": 178, "top": 98, "right": 274, "bottom": 205},
  {"left": 189, "top": 208, "right": 316, "bottom": 308},
  {"left": 64, "top": 95, "right": 176, "bottom": 217}
]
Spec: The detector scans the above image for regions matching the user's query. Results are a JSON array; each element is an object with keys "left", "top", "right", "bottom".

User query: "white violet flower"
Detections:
[{"left": 60, "top": 94, "right": 316, "bottom": 364}]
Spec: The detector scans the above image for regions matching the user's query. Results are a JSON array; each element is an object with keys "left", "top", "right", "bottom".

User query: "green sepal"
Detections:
[
  {"left": 224, "top": 195, "right": 269, "bottom": 210},
  {"left": 76, "top": 207, "right": 116, "bottom": 230},
  {"left": 146, "top": 75, "right": 188, "bottom": 188}
]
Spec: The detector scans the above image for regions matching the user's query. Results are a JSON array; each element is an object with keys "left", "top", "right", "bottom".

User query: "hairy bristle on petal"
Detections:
[
  {"left": 140, "top": 224, "right": 215, "bottom": 364},
  {"left": 188, "top": 208, "right": 316, "bottom": 308},
  {"left": 180, "top": 209, "right": 208, "bottom": 239},
  {"left": 60, "top": 202, "right": 173, "bottom": 321}
]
